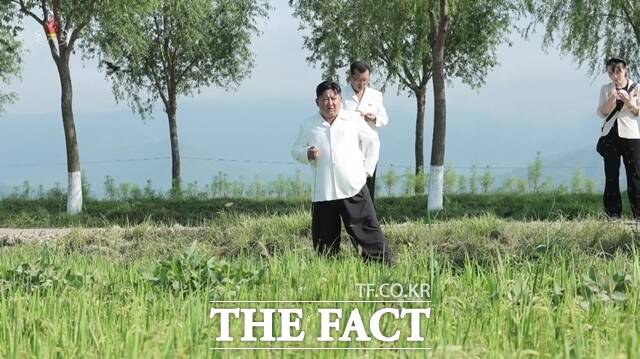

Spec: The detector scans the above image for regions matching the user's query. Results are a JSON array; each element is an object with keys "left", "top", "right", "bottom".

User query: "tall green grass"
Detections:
[{"left": 1, "top": 215, "right": 639, "bottom": 357}]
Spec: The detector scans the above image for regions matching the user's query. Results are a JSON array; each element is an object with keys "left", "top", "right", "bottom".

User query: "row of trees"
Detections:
[
  {"left": 381, "top": 164, "right": 597, "bottom": 196},
  {"left": 1, "top": 0, "right": 639, "bottom": 213},
  {"left": 290, "top": 0, "right": 640, "bottom": 211},
  {"left": 0, "top": 0, "right": 270, "bottom": 214},
  {"left": 289, "top": 0, "right": 517, "bottom": 211},
  {"left": 2, "top": 162, "right": 599, "bottom": 201}
]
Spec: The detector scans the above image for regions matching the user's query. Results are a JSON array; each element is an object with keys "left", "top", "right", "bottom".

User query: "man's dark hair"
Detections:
[
  {"left": 316, "top": 80, "right": 342, "bottom": 98},
  {"left": 350, "top": 61, "right": 371, "bottom": 75},
  {"left": 606, "top": 57, "right": 627, "bottom": 67}
]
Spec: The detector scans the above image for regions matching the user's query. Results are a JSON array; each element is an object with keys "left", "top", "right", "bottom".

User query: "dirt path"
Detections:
[
  {"left": 0, "top": 226, "right": 206, "bottom": 244},
  {"left": 0, "top": 228, "right": 76, "bottom": 242},
  {"left": 2, "top": 220, "right": 639, "bottom": 245},
  {"left": 0, "top": 228, "right": 116, "bottom": 244}
]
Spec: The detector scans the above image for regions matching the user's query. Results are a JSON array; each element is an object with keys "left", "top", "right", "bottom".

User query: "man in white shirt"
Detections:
[
  {"left": 342, "top": 61, "right": 389, "bottom": 203},
  {"left": 292, "top": 81, "right": 394, "bottom": 264}
]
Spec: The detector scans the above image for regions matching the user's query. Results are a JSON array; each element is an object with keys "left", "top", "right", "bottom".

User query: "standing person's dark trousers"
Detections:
[
  {"left": 312, "top": 185, "right": 393, "bottom": 264},
  {"left": 366, "top": 166, "right": 377, "bottom": 204},
  {"left": 601, "top": 122, "right": 640, "bottom": 218}
]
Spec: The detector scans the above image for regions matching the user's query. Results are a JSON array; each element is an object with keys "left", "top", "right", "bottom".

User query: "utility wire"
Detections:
[{"left": 0, "top": 156, "right": 602, "bottom": 170}]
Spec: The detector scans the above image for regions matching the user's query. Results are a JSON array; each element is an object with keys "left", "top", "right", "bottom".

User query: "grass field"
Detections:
[
  {"left": 0, "top": 192, "right": 635, "bottom": 228},
  {"left": 1, "top": 207, "right": 640, "bottom": 358}
]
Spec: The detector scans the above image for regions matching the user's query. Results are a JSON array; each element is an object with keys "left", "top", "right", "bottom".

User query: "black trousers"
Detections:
[
  {"left": 366, "top": 166, "right": 377, "bottom": 204},
  {"left": 311, "top": 185, "right": 393, "bottom": 264},
  {"left": 600, "top": 122, "right": 640, "bottom": 218}
]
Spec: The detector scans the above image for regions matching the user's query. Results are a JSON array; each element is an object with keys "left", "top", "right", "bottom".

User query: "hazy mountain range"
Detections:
[{"left": 0, "top": 97, "right": 610, "bottom": 196}]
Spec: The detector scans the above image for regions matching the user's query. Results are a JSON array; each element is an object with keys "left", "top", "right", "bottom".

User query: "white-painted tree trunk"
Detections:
[
  {"left": 428, "top": 165, "right": 444, "bottom": 211},
  {"left": 67, "top": 171, "right": 82, "bottom": 214}
]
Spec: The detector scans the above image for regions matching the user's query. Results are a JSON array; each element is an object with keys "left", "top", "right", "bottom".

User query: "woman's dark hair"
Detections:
[
  {"left": 350, "top": 61, "right": 371, "bottom": 75},
  {"left": 316, "top": 80, "right": 342, "bottom": 98},
  {"left": 606, "top": 57, "right": 627, "bottom": 67}
]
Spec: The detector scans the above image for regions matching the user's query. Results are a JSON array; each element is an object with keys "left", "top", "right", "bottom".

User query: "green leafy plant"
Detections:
[
  {"left": 576, "top": 269, "right": 634, "bottom": 309},
  {"left": 0, "top": 255, "right": 92, "bottom": 292},
  {"left": 142, "top": 243, "right": 265, "bottom": 295}
]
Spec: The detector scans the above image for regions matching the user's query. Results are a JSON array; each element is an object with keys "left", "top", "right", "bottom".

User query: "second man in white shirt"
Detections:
[{"left": 342, "top": 61, "right": 389, "bottom": 203}]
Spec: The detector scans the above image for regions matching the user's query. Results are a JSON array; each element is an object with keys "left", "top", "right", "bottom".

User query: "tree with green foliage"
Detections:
[
  {"left": 498, "top": 176, "right": 516, "bottom": 193},
  {"left": 1, "top": 0, "right": 135, "bottom": 213},
  {"left": 232, "top": 175, "right": 246, "bottom": 198},
  {"left": 584, "top": 178, "right": 596, "bottom": 194},
  {"left": 516, "top": 178, "right": 527, "bottom": 193},
  {"left": 469, "top": 164, "right": 479, "bottom": 194},
  {"left": 210, "top": 171, "right": 231, "bottom": 198},
  {"left": 289, "top": 170, "right": 305, "bottom": 199},
  {"left": 289, "top": 0, "right": 518, "bottom": 203},
  {"left": 526, "top": 0, "right": 640, "bottom": 78},
  {"left": 143, "top": 180, "right": 156, "bottom": 198},
  {"left": 415, "top": 167, "right": 427, "bottom": 195},
  {"left": 104, "top": 175, "right": 116, "bottom": 200},
  {"left": 555, "top": 182, "right": 568, "bottom": 194},
  {"left": 480, "top": 166, "right": 494, "bottom": 193},
  {"left": 383, "top": 167, "right": 398, "bottom": 197},
  {"left": 95, "top": 0, "right": 270, "bottom": 194},
  {"left": 457, "top": 175, "right": 467, "bottom": 193},
  {"left": 402, "top": 167, "right": 415, "bottom": 197},
  {"left": 443, "top": 162, "right": 457, "bottom": 193},
  {"left": 271, "top": 175, "right": 287, "bottom": 199},
  {"left": 540, "top": 177, "right": 553, "bottom": 192},
  {"left": 0, "top": 4, "right": 20, "bottom": 114},
  {"left": 248, "top": 175, "right": 265, "bottom": 199},
  {"left": 426, "top": 0, "right": 517, "bottom": 210},
  {"left": 571, "top": 167, "right": 585, "bottom": 193},
  {"left": 289, "top": 0, "right": 432, "bottom": 188},
  {"left": 528, "top": 151, "right": 543, "bottom": 193}
]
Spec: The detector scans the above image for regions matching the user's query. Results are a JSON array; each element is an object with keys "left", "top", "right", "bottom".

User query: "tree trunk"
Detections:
[
  {"left": 57, "top": 56, "right": 82, "bottom": 214},
  {"left": 428, "top": 58, "right": 446, "bottom": 211},
  {"left": 414, "top": 87, "right": 426, "bottom": 194},
  {"left": 167, "top": 94, "right": 181, "bottom": 196},
  {"left": 428, "top": 0, "right": 449, "bottom": 212}
]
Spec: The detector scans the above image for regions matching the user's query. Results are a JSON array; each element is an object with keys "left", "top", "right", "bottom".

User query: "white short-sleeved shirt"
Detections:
[{"left": 597, "top": 80, "right": 640, "bottom": 138}]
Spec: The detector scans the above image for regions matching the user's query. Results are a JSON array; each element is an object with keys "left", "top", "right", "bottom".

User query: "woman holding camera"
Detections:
[{"left": 597, "top": 57, "right": 640, "bottom": 219}]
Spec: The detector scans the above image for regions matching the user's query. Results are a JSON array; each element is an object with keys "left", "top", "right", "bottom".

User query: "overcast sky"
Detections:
[{"left": 0, "top": 0, "right": 616, "bottom": 191}]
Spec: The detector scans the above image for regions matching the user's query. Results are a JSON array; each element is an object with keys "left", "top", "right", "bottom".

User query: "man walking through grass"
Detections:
[{"left": 292, "top": 80, "right": 394, "bottom": 264}]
